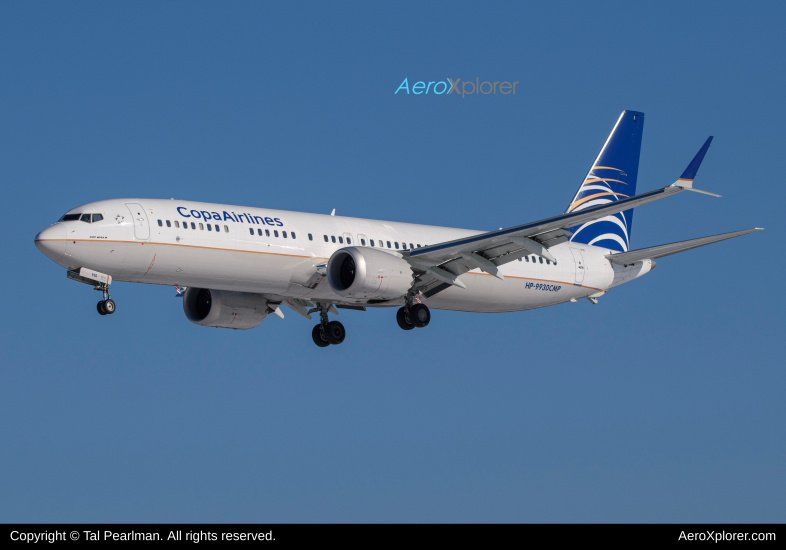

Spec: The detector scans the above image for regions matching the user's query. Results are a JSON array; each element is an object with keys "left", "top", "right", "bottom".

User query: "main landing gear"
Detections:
[
  {"left": 397, "top": 297, "right": 430, "bottom": 331},
  {"left": 310, "top": 303, "right": 345, "bottom": 347}
]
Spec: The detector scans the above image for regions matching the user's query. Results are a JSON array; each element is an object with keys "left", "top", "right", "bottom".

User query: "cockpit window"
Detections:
[
  {"left": 60, "top": 214, "right": 81, "bottom": 221},
  {"left": 80, "top": 214, "right": 91, "bottom": 222},
  {"left": 92, "top": 214, "right": 103, "bottom": 223}
]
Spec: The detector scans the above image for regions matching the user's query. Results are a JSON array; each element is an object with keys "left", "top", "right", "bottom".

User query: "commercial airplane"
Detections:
[{"left": 35, "top": 111, "right": 761, "bottom": 347}]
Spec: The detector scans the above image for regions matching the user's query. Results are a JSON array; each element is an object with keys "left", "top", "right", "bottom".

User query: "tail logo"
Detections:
[
  {"left": 567, "top": 166, "right": 632, "bottom": 251},
  {"left": 565, "top": 110, "right": 644, "bottom": 252}
]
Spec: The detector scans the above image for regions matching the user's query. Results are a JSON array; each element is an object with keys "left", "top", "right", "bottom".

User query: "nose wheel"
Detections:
[
  {"left": 97, "top": 299, "right": 116, "bottom": 315},
  {"left": 65, "top": 268, "right": 116, "bottom": 317},
  {"left": 95, "top": 284, "right": 116, "bottom": 315}
]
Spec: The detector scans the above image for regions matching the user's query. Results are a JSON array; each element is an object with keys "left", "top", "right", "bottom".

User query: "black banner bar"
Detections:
[{"left": 1, "top": 524, "right": 782, "bottom": 545}]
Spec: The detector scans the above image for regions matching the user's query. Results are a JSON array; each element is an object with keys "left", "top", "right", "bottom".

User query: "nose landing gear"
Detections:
[
  {"left": 66, "top": 268, "right": 116, "bottom": 316},
  {"left": 97, "top": 297, "right": 116, "bottom": 315},
  {"left": 309, "top": 303, "right": 345, "bottom": 347},
  {"left": 96, "top": 287, "right": 116, "bottom": 315}
]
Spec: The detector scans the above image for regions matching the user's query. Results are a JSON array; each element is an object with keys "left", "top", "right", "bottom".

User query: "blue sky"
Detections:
[{"left": 1, "top": 1, "right": 784, "bottom": 522}]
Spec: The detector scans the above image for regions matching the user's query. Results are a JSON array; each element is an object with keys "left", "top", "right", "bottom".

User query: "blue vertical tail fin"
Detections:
[{"left": 565, "top": 110, "right": 645, "bottom": 252}]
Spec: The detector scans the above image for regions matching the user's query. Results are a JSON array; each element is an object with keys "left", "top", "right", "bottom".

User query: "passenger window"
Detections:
[
  {"left": 249, "top": 228, "right": 254, "bottom": 235},
  {"left": 175, "top": 221, "right": 180, "bottom": 228},
  {"left": 257, "top": 228, "right": 262, "bottom": 236},
  {"left": 361, "top": 239, "right": 366, "bottom": 246},
  {"left": 394, "top": 242, "right": 399, "bottom": 249},
  {"left": 274, "top": 230, "right": 279, "bottom": 237},
  {"left": 282, "top": 231, "right": 287, "bottom": 238},
  {"left": 191, "top": 222, "right": 196, "bottom": 229},
  {"left": 410, "top": 243, "right": 414, "bottom": 249},
  {"left": 324, "top": 235, "right": 328, "bottom": 242},
  {"left": 525, "top": 256, "right": 529, "bottom": 262},
  {"left": 331, "top": 236, "right": 336, "bottom": 243},
  {"left": 347, "top": 237, "right": 351, "bottom": 244},
  {"left": 92, "top": 214, "right": 103, "bottom": 223},
  {"left": 417, "top": 244, "right": 421, "bottom": 248},
  {"left": 308, "top": 233, "right": 313, "bottom": 241},
  {"left": 379, "top": 240, "right": 384, "bottom": 247},
  {"left": 370, "top": 239, "right": 374, "bottom": 246},
  {"left": 291, "top": 232, "right": 296, "bottom": 239},
  {"left": 539, "top": 257, "right": 543, "bottom": 264},
  {"left": 338, "top": 236, "right": 343, "bottom": 244},
  {"left": 265, "top": 229, "right": 270, "bottom": 237},
  {"left": 518, "top": 257, "right": 522, "bottom": 262},
  {"left": 157, "top": 219, "right": 163, "bottom": 227},
  {"left": 387, "top": 241, "right": 391, "bottom": 248},
  {"left": 224, "top": 225, "right": 228, "bottom": 232},
  {"left": 199, "top": 223, "right": 204, "bottom": 230},
  {"left": 166, "top": 220, "right": 171, "bottom": 227},
  {"left": 80, "top": 214, "right": 91, "bottom": 223},
  {"left": 546, "top": 259, "right": 550, "bottom": 265},
  {"left": 208, "top": 224, "right": 213, "bottom": 231}
]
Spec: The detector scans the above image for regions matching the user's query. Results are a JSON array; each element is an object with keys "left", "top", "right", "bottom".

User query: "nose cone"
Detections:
[{"left": 35, "top": 223, "right": 67, "bottom": 262}]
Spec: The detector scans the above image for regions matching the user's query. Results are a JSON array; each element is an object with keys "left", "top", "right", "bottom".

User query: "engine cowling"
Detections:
[
  {"left": 326, "top": 246, "right": 413, "bottom": 300},
  {"left": 183, "top": 288, "right": 269, "bottom": 329}
]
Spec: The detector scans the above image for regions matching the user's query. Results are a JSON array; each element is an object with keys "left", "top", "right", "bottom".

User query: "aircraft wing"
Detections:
[
  {"left": 405, "top": 138, "right": 719, "bottom": 298},
  {"left": 406, "top": 185, "right": 690, "bottom": 296},
  {"left": 605, "top": 228, "right": 763, "bottom": 265}
]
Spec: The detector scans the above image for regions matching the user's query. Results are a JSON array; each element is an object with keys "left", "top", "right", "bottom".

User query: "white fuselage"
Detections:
[{"left": 35, "top": 199, "right": 652, "bottom": 312}]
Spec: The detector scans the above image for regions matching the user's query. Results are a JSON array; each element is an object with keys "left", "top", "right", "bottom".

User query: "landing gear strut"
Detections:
[
  {"left": 309, "top": 303, "right": 345, "bottom": 347},
  {"left": 96, "top": 284, "right": 115, "bottom": 316},
  {"left": 397, "top": 295, "right": 430, "bottom": 331},
  {"left": 66, "top": 269, "right": 116, "bottom": 316}
]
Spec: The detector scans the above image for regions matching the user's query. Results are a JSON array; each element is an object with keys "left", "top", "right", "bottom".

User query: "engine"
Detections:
[
  {"left": 326, "top": 246, "right": 413, "bottom": 300},
  {"left": 183, "top": 288, "right": 270, "bottom": 329}
]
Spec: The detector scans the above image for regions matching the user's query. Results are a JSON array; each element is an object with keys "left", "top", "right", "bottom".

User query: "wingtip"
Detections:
[{"left": 679, "top": 136, "right": 714, "bottom": 181}]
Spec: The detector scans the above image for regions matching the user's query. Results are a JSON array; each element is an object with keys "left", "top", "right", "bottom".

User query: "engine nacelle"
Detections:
[
  {"left": 183, "top": 288, "right": 269, "bottom": 329},
  {"left": 327, "top": 246, "right": 413, "bottom": 300}
]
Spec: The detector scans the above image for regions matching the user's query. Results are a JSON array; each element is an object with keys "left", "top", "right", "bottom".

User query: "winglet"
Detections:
[
  {"left": 671, "top": 136, "right": 720, "bottom": 196},
  {"left": 674, "top": 136, "right": 713, "bottom": 188}
]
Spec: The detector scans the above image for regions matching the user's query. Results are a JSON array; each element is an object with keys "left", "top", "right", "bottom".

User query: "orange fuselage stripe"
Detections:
[{"left": 36, "top": 239, "right": 604, "bottom": 292}]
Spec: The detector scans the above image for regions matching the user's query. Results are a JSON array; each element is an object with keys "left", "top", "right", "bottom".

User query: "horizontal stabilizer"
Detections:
[{"left": 606, "top": 228, "right": 763, "bottom": 265}]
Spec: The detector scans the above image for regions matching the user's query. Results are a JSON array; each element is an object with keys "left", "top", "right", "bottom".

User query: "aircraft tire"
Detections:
[
  {"left": 103, "top": 299, "right": 116, "bottom": 314},
  {"left": 97, "top": 301, "right": 107, "bottom": 315},
  {"left": 312, "top": 324, "right": 330, "bottom": 347},
  {"left": 411, "top": 304, "right": 430, "bottom": 328},
  {"left": 396, "top": 307, "right": 415, "bottom": 330},
  {"left": 325, "top": 321, "right": 346, "bottom": 345}
]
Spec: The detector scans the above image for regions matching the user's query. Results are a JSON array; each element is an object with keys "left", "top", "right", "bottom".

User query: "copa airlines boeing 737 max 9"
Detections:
[{"left": 35, "top": 111, "right": 762, "bottom": 347}]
